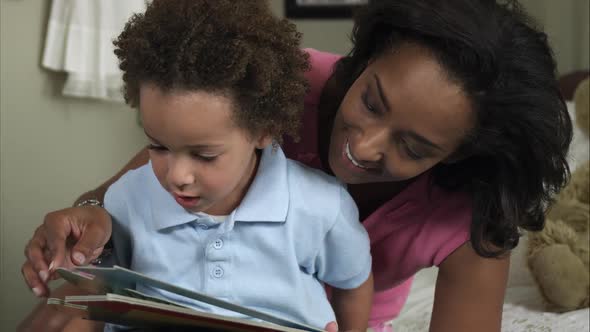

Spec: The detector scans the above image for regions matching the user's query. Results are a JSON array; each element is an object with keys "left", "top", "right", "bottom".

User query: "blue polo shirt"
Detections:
[{"left": 104, "top": 146, "right": 371, "bottom": 329}]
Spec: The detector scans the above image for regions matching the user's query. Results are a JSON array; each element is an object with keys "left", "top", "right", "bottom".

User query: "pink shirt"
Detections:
[{"left": 284, "top": 49, "right": 472, "bottom": 330}]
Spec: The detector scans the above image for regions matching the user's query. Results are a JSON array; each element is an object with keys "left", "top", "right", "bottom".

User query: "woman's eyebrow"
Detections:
[
  {"left": 373, "top": 74, "right": 446, "bottom": 152},
  {"left": 404, "top": 131, "right": 444, "bottom": 152},
  {"left": 374, "top": 74, "right": 391, "bottom": 113}
]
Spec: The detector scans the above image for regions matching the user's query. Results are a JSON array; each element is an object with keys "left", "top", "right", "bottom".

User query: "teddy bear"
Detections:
[{"left": 527, "top": 77, "right": 590, "bottom": 312}]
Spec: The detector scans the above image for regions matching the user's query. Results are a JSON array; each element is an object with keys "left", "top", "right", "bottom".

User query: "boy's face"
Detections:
[{"left": 139, "top": 83, "right": 270, "bottom": 215}]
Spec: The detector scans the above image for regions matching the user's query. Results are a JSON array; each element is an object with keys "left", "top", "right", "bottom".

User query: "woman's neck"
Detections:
[{"left": 348, "top": 180, "right": 412, "bottom": 221}]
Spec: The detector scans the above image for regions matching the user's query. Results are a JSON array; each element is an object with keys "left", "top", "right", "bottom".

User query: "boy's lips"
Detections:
[{"left": 173, "top": 193, "right": 200, "bottom": 208}]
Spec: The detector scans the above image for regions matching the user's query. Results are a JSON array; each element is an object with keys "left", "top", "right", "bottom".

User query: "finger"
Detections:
[
  {"left": 21, "top": 262, "right": 49, "bottom": 297},
  {"left": 24, "top": 228, "right": 51, "bottom": 282},
  {"left": 43, "top": 212, "right": 72, "bottom": 271},
  {"left": 88, "top": 246, "right": 104, "bottom": 263},
  {"left": 71, "top": 207, "right": 111, "bottom": 265},
  {"left": 324, "top": 321, "right": 339, "bottom": 332},
  {"left": 43, "top": 250, "right": 62, "bottom": 280}
]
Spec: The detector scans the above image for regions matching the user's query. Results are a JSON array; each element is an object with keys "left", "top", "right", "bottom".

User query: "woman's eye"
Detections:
[
  {"left": 362, "top": 92, "right": 378, "bottom": 114},
  {"left": 406, "top": 148, "right": 423, "bottom": 160},
  {"left": 147, "top": 144, "right": 168, "bottom": 152},
  {"left": 403, "top": 142, "right": 423, "bottom": 160}
]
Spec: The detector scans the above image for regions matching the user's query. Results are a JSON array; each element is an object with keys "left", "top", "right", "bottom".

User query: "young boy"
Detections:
[{"left": 102, "top": 0, "right": 373, "bottom": 330}]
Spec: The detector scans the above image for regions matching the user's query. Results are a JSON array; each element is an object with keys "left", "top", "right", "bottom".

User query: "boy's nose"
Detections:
[{"left": 167, "top": 156, "right": 195, "bottom": 189}]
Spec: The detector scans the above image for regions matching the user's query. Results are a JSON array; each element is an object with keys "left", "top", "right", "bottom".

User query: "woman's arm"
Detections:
[
  {"left": 22, "top": 148, "right": 149, "bottom": 297},
  {"left": 430, "top": 242, "right": 510, "bottom": 332},
  {"left": 17, "top": 284, "right": 104, "bottom": 332},
  {"left": 330, "top": 273, "right": 374, "bottom": 332}
]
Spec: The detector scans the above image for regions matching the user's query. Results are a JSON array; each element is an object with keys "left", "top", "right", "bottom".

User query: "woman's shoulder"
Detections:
[
  {"left": 302, "top": 48, "right": 342, "bottom": 108},
  {"left": 406, "top": 173, "right": 472, "bottom": 249},
  {"left": 367, "top": 173, "right": 472, "bottom": 275}
]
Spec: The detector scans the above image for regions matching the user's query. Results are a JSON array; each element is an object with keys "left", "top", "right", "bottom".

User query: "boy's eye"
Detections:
[
  {"left": 148, "top": 144, "right": 168, "bottom": 152},
  {"left": 191, "top": 153, "right": 217, "bottom": 162}
]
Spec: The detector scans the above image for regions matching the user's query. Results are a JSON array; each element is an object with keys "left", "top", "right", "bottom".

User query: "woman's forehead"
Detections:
[{"left": 365, "top": 46, "right": 475, "bottom": 149}]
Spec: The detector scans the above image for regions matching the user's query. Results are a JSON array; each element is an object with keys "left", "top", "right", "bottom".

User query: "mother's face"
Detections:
[{"left": 328, "top": 43, "right": 475, "bottom": 184}]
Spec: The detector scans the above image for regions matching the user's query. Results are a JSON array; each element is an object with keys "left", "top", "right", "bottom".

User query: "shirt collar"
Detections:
[
  {"left": 147, "top": 145, "right": 289, "bottom": 230},
  {"left": 233, "top": 145, "right": 289, "bottom": 223}
]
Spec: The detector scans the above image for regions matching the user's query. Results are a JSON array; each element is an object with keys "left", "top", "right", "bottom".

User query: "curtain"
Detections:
[{"left": 42, "top": 0, "right": 147, "bottom": 102}]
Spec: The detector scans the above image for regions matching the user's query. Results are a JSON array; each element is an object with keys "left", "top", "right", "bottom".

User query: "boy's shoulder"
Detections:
[
  {"left": 285, "top": 157, "right": 344, "bottom": 192},
  {"left": 284, "top": 158, "right": 355, "bottom": 223},
  {"left": 109, "top": 163, "right": 153, "bottom": 193},
  {"left": 105, "top": 163, "right": 155, "bottom": 212}
]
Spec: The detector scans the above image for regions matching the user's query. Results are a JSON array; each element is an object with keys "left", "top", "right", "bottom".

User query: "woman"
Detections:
[{"left": 20, "top": 0, "right": 572, "bottom": 331}]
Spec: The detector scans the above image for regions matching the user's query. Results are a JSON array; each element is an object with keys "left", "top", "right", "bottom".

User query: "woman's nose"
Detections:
[{"left": 353, "top": 128, "right": 389, "bottom": 164}]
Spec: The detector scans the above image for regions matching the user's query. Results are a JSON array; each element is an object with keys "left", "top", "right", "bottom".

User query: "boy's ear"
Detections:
[{"left": 254, "top": 134, "right": 273, "bottom": 149}]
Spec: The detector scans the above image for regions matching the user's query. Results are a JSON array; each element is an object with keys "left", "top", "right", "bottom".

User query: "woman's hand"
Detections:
[
  {"left": 17, "top": 284, "right": 104, "bottom": 332},
  {"left": 21, "top": 206, "right": 112, "bottom": 297}
]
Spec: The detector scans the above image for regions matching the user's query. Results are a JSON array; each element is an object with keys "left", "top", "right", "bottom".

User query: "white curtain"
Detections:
[{"left": 42, "top": 0, "right": 147, "bottom": 102}]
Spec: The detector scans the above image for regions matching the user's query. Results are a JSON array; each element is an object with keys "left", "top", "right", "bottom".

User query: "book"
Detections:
[{"left": 48, "top": 265, "right": 325, "bottom": 332}]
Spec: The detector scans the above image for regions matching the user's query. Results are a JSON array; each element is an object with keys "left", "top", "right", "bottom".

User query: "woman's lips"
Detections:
[
  {"left": 345, "top": 141, "right": 369, "bottom": 169},
  {"left": 342, "top": 140, "right": 371, "bottom": 172},
  {"left": 340, "top": 140, "right": 382, "bottom": 175},
  {"left": 173, "top": 194, "right": 200, "bottom": 208}
]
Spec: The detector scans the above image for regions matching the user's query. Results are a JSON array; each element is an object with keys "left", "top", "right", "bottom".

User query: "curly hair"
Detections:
[
  {"left": 113, "top": 0, "right": 309, "bottom": 141},
  {"left": 320, "top": 0, "right": 573, "bottom": 257}
]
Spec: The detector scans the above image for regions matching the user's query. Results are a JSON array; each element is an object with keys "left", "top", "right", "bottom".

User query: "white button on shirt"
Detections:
[
  {"left": 104, "top": 146, "right": 371, "bottom": 329},
  {"left": 213, "top": 239, "right": 223, "bottom": 249}
]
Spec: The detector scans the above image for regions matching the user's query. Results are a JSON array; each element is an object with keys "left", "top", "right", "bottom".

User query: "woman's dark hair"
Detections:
[
  {"left": 113, "top": 0, "right": 309, "bottom": 141},
  {"left": 322, "top": 0, "right": 573, "bottom": 257}
]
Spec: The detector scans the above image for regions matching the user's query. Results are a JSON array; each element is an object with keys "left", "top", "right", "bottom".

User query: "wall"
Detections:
[
  {"left": 520, "top": 0, "right": 590, "bottom": 74},
  {"left": 0, "top": 1, "right": 147, "bottom": 330},
  {"left": 0, "top": 1, "right": 588, "bottom": 331},
  {"left": 0, "top": 1, "right": 353, "bottom": 330}
]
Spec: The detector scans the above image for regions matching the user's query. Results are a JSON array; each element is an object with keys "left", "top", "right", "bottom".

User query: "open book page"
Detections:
[
  {"left": 53, "top": 266, "right": 325, "bottom": 332},
  {"left": 59, "top": 293, "right": 309, "bottom": 332}
]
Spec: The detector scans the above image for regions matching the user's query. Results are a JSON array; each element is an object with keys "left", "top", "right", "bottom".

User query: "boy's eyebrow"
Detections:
[
  {"left": 186, "top": 144, "right": 225, "bottom": 150},
  {"left": 144, "top": 130, "right": 223, "bottom": 149},
  {"left": 144, "top": 130, "right": 161, "bottom": 144}
]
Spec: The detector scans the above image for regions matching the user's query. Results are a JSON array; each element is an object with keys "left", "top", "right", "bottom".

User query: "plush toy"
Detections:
[{"left": 527, "top": 77, "right": 590, "bottom": 312}]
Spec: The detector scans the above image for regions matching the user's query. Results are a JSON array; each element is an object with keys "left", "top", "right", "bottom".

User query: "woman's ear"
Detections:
[
  {"left": 442, "top": 150, "right": 471, "bottom": 164},
  {"left": 441, "top": 155, "right": 463, "bottom": 164}
]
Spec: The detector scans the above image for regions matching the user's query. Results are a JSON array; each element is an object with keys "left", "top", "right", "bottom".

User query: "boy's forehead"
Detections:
[{"left": 138, "top": 84, "right": 258, "bottom": 144}]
